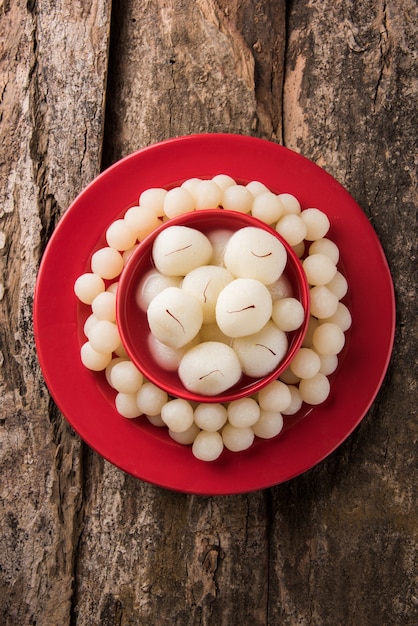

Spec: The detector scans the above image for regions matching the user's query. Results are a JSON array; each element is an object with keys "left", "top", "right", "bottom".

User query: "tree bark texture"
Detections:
[{"left": 0, "top": 1, "right": 416, "bottom": 625}]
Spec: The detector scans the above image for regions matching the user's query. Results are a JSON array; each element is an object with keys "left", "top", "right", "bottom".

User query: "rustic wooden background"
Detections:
[{"left": 1, "top": 1, "right": 416, "bottom": 624}]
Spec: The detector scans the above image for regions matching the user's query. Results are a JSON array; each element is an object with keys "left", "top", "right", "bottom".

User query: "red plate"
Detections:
[{"left": 33, "top": 134, "right": 395, "bottom": 495}]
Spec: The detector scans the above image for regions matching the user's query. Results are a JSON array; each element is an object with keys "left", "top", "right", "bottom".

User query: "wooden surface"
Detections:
[{"left": 0, "top": 1, "right": 416, "bottom": 624}]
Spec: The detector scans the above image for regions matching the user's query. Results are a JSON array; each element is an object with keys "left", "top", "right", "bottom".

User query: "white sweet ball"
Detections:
[
  {"left": 278, "top": 193, "right": 301, "bottom": 215},
  {"left": 136, "top": 269, "right": 182, "bottom": 312},
  {"left": 152, "top": 225, "right": 213, "bottom": 276},
  {"left": 216, "top": 278, "right": 273, "bottom": 338},
  {"left": 194, "top": 403, "right": 228, "bottom": 432},
  {"left": 299, "top": 373, "right": 331, "bottom": 405},
  {"left": 312, "top": 322, "right": 345, "bottom": 355},
  {"left": 222, "top": 424, "right": 254, "bottom": 452},
  {"left": 91, "top": 291, "right": 116, "bottom": 322},
  {"left": 321, "top": 302, "right": 352, "bottom": 331},
  {"left": 105, "top": 357, "right": 125, "bottom": 386},
  {"left": 106, "top": 282, "right": 119, "bottom": 295},
  {"left": 300, "top": 208, "right": 330, "bottom": 240},
  {"left": 251, "top": 192, "right": 284, "bottom": 224},
  {"left": 245, "top": 180, "right": 269, "bottom": 197},
  {"left": 109, "top": 360, "right": 143, "bottom": 393},
  {"left": 223, "top": 227, "right": 287, "bottom": 285},
  {"left": 169, "top": 423, "right": 200, "bottom": 445},
  {"left": 147, "top": 334, "right": 186, "bottom": 371},
  {"left": 302, "top": 253, "right": 337, "bottom": 286},
  {"left": 74, "top": 273, "right": 105, "bottom": 304},
  {"left": 309, "top": 286, "right": 339, "bottom": 319},
  {"left": 147, "top": 287, "right": 203, "bottom": 348},
  {"left": 136, "top": 382, "right": 168, "bottom": 416},
  {"left": 146, "top": 413, "right": 165, "bottom": 427},
  {"left": 115, "top": 392, "right": 142, "bottom": 418},
  {"left": 267, "top": 275, "right": 293, "bottom": 301},
  {"left": 88, "top": 320, "right": 121, "bottom": 354},
  {"left": 91, "top": 247, "right": 124, "bottom": 280},
  {"left": 192, "top": 430, "right": 224, "bottom": 461},
  {"left": 272, "top": 297, "right": 305, "bottom": 331},
  {"left": 252, "top": 410, "right": 284, "bottom": 439},
  {"left": 227, "top": 397, "right": 260, "bottom": 428},
  {"left": 80, "top": 342, "right": 112, "bottom": 371},
  {"left": 106, "top": 218, "right": 137, "bottom": 251},
  {"left": 289, "top": 347, "right": 321, "bottom": 379},
  {"left": 301, "top": 316, "right": 320, "bottom": 348},
  {"left": 178, "top": 341, "right": 242, "bottom": 395},
  {"left": 275, "top": 214, "right": 307, "bottom": 246},
  {"left": 182, "top": 265, "right": 234, "bottom": 324},
  {"left": 309, "top": 238, "right": 340, "bottom": 264},
  {"left": 193, "top": 180, "right": 222, "bottom": 209},
  {"left": 181, "top": 177, "right": 201, "bottom": 195},
  {"left": 232, "top": 321, "right": 288, "bottom": 377},
  {"left": 279, "top": 366, "right": 300, "bottom": 385},
  {"left": 257, "top": 380, "right": 292, "bottom": 413},
  {"left": 319, "top": 353, "right": 339, "bottom": 375},
  {"left": 281, "top": 384, "right": 303, "bottom": 415},
  {"left": 207, "top": 229, "right": 234, "bottom": 266},
  {"left": 124, "top": 206, "right": 161, "bottom": 241},
  {"left": 139, "top": 187, "right": 167, "bottom": 214},
  {"left": 222, "top": 185, "right": 253, "bottom": 213},
  {"left": 163, "top": 186, "right": 195, "bottom": 218},
  {"left": 83, "top": 313, "right": 99, "bottom": 338},
  {"left": 211, "top": 174, "right": 236, "bottom": 190},
  {"left": 326, "top": 271, "right": 349, "bottom": 300},
  {"left": 161, "top": 398, "right": 194, "bottom": 433}
]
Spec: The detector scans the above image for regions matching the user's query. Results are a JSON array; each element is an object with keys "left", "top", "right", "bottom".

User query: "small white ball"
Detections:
[
  {"left": 300, "top": 208, "right": 330, "bottom": 240},
  {"left": 309, "top": 286, "right": 339, "bottom": 319},
  {"left": 152, "top": 225, "right": 213, "bottom": 276},
  {"left": 267, "top": 275, "right": 293, "bottom": 301},
  {"left": 178, "top": 341, "right": 242, "bottom": 395},
  {"left": 227, "top": 397, "right": 260, "bottom": 428},
  {"left": 163, "top": 186, "right": 195, "bottom": 218},
  {"left": 222, "top": 185, "right": 253, "bottom": 213},
  {"left": 301, "top": 316, "right": 320, "bottom": 348},
  {"left": 88, "top": 320, "right": 121, "bottom": 354},
  {"left": 216, "top": 278, "right": 273, "bottom": 338},
  {"left": 194, "top": 403, "right": 228, "bottom": 432},
  {"left": 303, "top": 253, "right": 337, "bottom": 286},
  {"left": 278, "top": 193, "right": 301, "bottom": 215},
  {"left": 91, "top": 247, "right": 124, "bottom": 280},
  {"left": 115, "top": 392, "right": 142, "bottom": 418},
  {"left": 147, "top": 334, "right": 186, "bottom": 371},
  {"left": 74, "top": 273, "right": 105, "bottom": 304},
  {"left": 251, "top": 192, "right": 284, "bottom": 224},
  {"left": 257, "top": 380, "right": 292, "bottom": 413},
  {"left": 91, "top": 291, "right": 116, "bottom": 322},
  {"left": 223, "top": 227, "right": 287, "bottom": 285},
  {"left": 136, "top": 382, "right": 168, "bottom": 416},
  {"left": 272, "top": 297, "right": 305, "bottom": 331},
  {"left": 147, "top": 287, "right": 203, "bottom": 348},
  {"left": 124, "top": 206, "right": 161, "bottom": 241},
  {"left": 279, "top": 366, "right": 300, "bottom": 385},
  {"left": 319, "top": 353, "right": 339, "bottom": 375},
  {"left": 147, "top": 414, "right": 166, "bottom": 427},
  {"left": 211, "top": 174, "right": 236, "bottom": 190},
  {"left": 312, "top": 322, "right": 346, "bottom": 355},
  {"left": 139, "top": 187, "right": 167, "bottom": 214},
  {"left": 136, "top": 269, "right": 182, "bottom": 312},
  {"left": 245, "top": 180, "right": 269, "bottom": 197},
  {"left": 193, "top": 180, "right": 222, "bottom": 209},
  {"left": 109, "top": 360, "right": 144, "bottom": 393},
  {"left": 161, "top": 398, "right": 194, "bottom": 433},
  {"left": 275, "top": 214, "right": 307, "bottom": 246},
  {"left": 252, "top": 410, "right": 284, "bottom": 439},
  {"left": 326, "top": 271, "right": 349, "bottom": 300},
  {"left": 106, "top": 218, "right": 137, "bottom": 251},
  {"left": 192, "top": 430, "right": 224, "bottom": 461},
  {"left": 309, "top": 238, "right": 340, "bottom": 264},
  {"left": 105, "top": 357, "right": 125, "bottom": 386},
  {"left": 299, "top": 373, "right": 331, "bottom": 405},
  {"left": 80, "top": 341, "right": 112, "bottom": 371},
  {"left": 321, "top": 302, "right": 352, "bottom": 331},
  {"left": 289, "top": 347, "right": 321, "bottom": 379},
  {"left": 222, "top": 423, "right": 254, "bottom": 452},
  {"left": 281, "top": 384, "right": 303, "bottom": 415},
  {"left": 83, "top": 313, "right": 99, "bottom": 338},
  {"left": 169, "top": 423, "right": 200, "bottom": 445}
]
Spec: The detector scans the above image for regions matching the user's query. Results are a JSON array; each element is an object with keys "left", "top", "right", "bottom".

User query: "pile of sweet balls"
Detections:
[{"left": 74, "top": 175, "right": 351, "bottom": 462}]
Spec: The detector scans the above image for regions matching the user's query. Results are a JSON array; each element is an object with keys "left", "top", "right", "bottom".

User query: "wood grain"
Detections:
[{"left": 0, "top": 0, "right": 416, "bottom": 624}]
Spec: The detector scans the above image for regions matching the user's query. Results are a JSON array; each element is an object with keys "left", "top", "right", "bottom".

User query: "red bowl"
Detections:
[{"left": 116, "top": 209, "right": 310, "bottom": 402}]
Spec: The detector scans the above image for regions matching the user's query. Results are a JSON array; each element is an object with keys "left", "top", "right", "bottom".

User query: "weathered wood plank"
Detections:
[{"left": 0, "top": 1, "right": 111, "bottom": 624}]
